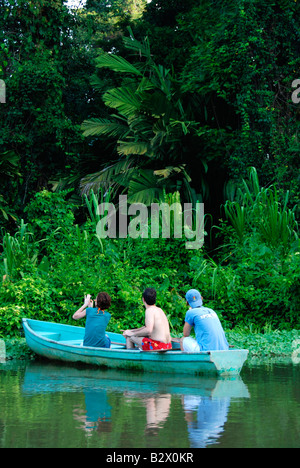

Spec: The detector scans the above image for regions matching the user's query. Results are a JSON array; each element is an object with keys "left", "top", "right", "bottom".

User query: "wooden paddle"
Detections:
[{"left": 111, "top": 341, "right": 126, "bottom": 347}]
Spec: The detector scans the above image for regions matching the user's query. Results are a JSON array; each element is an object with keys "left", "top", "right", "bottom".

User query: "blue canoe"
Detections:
[{"left": 22, "top": 318, "right": 249, "bottom": 377}]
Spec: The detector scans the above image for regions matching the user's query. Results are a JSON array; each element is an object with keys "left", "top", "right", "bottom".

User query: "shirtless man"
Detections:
[{"left": 123, "top": 288, "right": 172, "bottom": 351}]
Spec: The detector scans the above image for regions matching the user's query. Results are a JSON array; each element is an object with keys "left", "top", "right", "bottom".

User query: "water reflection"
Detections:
[
  {"left": 73, "top": 389, "right": 112, "bottom": 434},
  {"left": 183, "top": 395, "right": 230, "bottom": 447},
  {"left": 123, "top": 391, "right": 172, "bottom": 436},
  {"left": 21, "top": 362, "right": 250, "bottom": 447}
]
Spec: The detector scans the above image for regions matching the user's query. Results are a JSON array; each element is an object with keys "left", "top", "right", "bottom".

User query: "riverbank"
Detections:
[
  {"left": 2, "top": 338, "right": 35, "bottom": 361},
  {"left": 2, "top": 329, "right": 299, "bottom": 362},
  {"left": 226, "top": 329, "right": 300, "bottom": 359}
]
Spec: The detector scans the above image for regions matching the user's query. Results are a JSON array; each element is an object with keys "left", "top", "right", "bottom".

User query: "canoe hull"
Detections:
[{"left": 22, "top": 318, "right": 248, "bottom": 376}]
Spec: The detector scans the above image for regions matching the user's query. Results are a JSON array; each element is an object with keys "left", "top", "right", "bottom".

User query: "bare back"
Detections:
[{"left": 145, "top": 306, "right": 171, "bottom": 344}]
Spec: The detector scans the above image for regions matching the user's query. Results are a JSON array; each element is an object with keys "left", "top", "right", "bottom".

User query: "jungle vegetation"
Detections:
[{"left": 0, "top": 0, "right": 299, "bottom": 337}]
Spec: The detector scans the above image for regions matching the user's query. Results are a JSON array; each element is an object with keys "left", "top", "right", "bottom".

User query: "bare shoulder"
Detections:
[
  {"left": 152, "top": 306, "right": 163, "bottom": 313},
  {"left": 156, "top": 307, "right": 168, "bottom": 319},
  {"left": 145, "top": 307, "right": 155, "bottom": 316},
  {"left": 158, "top": 308, "right": 166, "bottom": 315},
  {"left": 146, "top": 306, "right": 165, "bottom": 318}
]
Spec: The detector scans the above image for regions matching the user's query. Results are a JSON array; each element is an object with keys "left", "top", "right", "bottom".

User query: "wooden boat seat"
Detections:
[
  {"left": 58, "top": 341, "right": 126, "bottom": 349},
  {"left": 38, "top": 332, "right": 61, "bottom": 341},
  {"left": 59, "top": 340, "right": 83, "bottom": 346}
]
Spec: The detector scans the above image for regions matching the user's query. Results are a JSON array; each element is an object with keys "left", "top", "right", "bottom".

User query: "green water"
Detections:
[{"left": 0, "top": 360, "right": 299, "bottom": 448}]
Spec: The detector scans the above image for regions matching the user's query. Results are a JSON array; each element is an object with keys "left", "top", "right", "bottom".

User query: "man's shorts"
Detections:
[
  {"left": 142, "top": 338, "right": 172, "bottom": 351},
  {"left": 182, "top": 337, "right": 201, "bottom": 352}
]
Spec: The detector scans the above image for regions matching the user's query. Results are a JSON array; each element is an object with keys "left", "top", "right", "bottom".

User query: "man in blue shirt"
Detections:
[{"left": 181, "top": 289, "right": 229, "bottom": 352}]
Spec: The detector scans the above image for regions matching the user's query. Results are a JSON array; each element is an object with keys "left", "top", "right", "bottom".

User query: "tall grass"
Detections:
[
  {"left": 84, "top": 188, "right": 116, "bottom": 253},
  {"left": 1, "top": 220, "right": 38, "bottom": 278},
  {"left": 224, "top": 167, "right": 299, "bottom": 251}
]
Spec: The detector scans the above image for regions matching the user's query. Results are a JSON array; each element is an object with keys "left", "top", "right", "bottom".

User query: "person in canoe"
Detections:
[
  {"left": 73, "top": 292, "right": 112, "bottom": 348},
  {"left": 181, "top": 289, "right": 229, "bottom": 352},
  {"left": 123, "top": 288, "right": 172, "bottom": 351}
]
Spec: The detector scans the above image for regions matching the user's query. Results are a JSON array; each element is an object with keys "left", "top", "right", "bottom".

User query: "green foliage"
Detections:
[
  {"left": 0, "top": 188, "right": 192, "bottom": 336},
  {"left": 3, "top": 338, "right": 35, "bottom": 360},
  {"left": 0, "top": 0, "right": 299, "bottom": 343},
  {"left": 86, "top": 0, "right": 147, "bottom": 22},
  {"left": 223, "top": 167, "right": 298, "bottom": 252},
  {"left": 80, "top": 30, "right": 205, "bottom": 205},
  {"left": 0, "top": 0, "right": 94, "bottom": 210},
  {"left": 0, "top": 151, "right": 21, "bottom": 223},
  {"left": 24, "top": 190, "right": 75, "bottom": 255},
  {"left": 1, "top": 184, "right": 299, "bottom": 338},
  {"left": 1, "top": 220, "right": 38, "bottom": 279},
  {"left": 226, "top": 328, "right": 300, "bottom": 358},
  {"left": 189, "top": 242, "right": 300, "bottom": 330},
  {"left": 181, "top": 0, "right": 300, "bottom": 196},
  {"left": 185, "top": 168, "right": 299, "bottom": 331}
]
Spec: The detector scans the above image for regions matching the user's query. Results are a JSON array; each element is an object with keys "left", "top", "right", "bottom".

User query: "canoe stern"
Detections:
[{"left": 209, "top": 349, "right": 249, "bottom": 376}]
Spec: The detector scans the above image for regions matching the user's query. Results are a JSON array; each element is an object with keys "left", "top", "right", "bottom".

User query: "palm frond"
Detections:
[
  {"left": 90, "top": 74, "right": 110, "bottom": 93},
  {"left": 117, "top": 141, "right": 148, "bottom": 156},
  {"left": 81, "top": 118, "right": 128, "bottom": 138},
  {"left": 154, "top": 165, "right": 186, "bottom": 179},
  {"left": 96, "top": 53, "right": 142, "bottom": 76},
  {"left": 103, "top": 87, "right": 141, "bottom": 117},
  {"left": 136, "top": 77, "right": 156, "bottom": 94},
  {"left": 123, "top": 28, "right": 152, "bottom": 60},
  {"left": 128, "top": 115, "right": 153, "bottom": 138},
  {"left": 151, "top": 64, "right": 172, "bottom": 98},
  {"left": 0, "top": 151, "right": 21, "bottom": 178},
  {"left": 141, "top": 90, "right": 169, "bottom": 118},
  {"left": 127, "top": 169, "right": 166, "bottom": 204},
  {"left": 80, "top": 157, "right": 138, "bottom": 195}
]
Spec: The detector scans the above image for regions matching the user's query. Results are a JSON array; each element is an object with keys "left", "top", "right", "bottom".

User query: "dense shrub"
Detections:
[
  {"left": 189, "top": 249, "right": 300, "bottom": 330},
  {"left": 188, "top": 169, "right": 299, "bottom": 329},
  {"left": 0, "top": 189, "right": 299, "bottom": 337}
]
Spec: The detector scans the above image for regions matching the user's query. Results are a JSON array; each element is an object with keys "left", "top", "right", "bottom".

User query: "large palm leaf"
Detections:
[
  {"left": 126, "top": 169, "right": 167, "bottom": 204},
  {"left": 117, "top": 141, "right": 148, "bottom": 156},
  {"left": 81, "top": 117, "right": 129, "bottom": 138},
  {"left": 80, "top": 157, "right": 139, "bottom": 195},
  {"left": 95, "top": 53, "right": 143, "bottom": 76},
  {"left": 103, "top": 86, "right": 141, "bottom": 117}
]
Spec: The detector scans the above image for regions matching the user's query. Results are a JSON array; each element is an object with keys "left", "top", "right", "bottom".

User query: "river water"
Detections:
[{"left": 0, "top": 359, "right": 299, "bottom": 449}]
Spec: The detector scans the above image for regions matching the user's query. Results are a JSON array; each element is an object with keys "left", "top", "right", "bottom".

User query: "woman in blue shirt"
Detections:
[{"left": 73, "top": 292, "right": 111, "bottom": 348}]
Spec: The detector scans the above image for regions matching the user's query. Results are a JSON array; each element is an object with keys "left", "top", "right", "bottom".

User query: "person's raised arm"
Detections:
[{"left": 73, "top": 294, "right": 93, "bottom": 320}]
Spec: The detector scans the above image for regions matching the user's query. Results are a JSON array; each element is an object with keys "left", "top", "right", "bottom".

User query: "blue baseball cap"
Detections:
[{"left": 185, "top": 289, "right": 203, "bottom": 308}]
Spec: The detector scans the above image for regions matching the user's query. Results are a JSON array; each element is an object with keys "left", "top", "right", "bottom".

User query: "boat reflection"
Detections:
[{"left": 22, "top": 361, "right": 250, "bottom": 447}]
